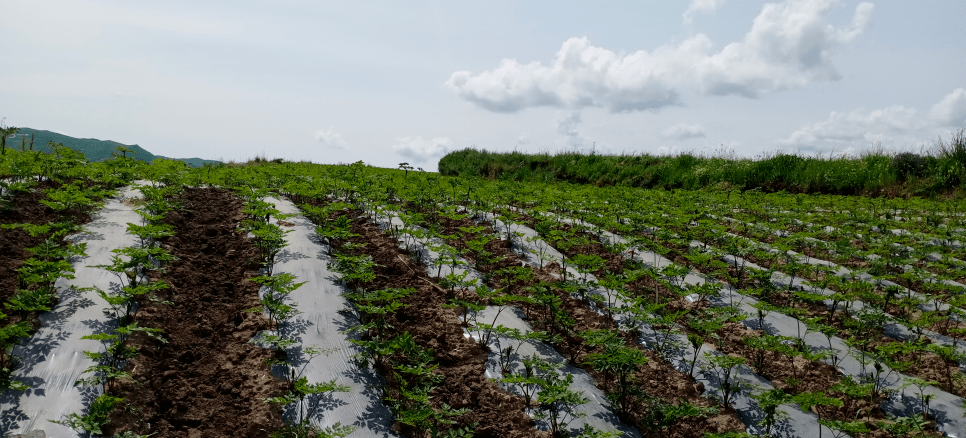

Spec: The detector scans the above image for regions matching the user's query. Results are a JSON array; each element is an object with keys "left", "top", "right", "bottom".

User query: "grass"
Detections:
[{"left": 437, "top": 128, "right": 966, "bottom": 199}]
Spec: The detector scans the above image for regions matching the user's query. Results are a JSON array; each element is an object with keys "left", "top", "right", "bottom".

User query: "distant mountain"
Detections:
[{"left": 2, "top": 128, "right": 220, "bottom": 167}]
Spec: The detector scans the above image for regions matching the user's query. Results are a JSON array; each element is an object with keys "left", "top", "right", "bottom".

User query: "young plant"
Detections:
[
  {"left": 789, "top": 391, "right": 842, "bottom": 438},
  {"left": 266, "top": 376, "right": 354, "bottom": 438},
  {"left": 687, "top": 333, "right": 705, "bottom": 377},
  {"left": 50, "top": 394, "right": 124, "bottom": 436},
  {"left": 529, "top": 357, "right": 589, "bottom": 437},
  {"left": 331, "top": 253, "right": 378, "bottom": 289},
  {"left": 750, "top": 388, "right": 790, "bottom": 437},
  {"left": 77, "top": 322, "right": 166, "bottom": 392},
  {"left": 701, "top": 353, "right": 747, "bottom": 409},
  {"left": 494, "top": 328, "right": 546, "bottom": 376},
  {"left": 251, "top": 273, "right": 305, "bottom": 326},
  {"left": 584, "top": 343, "right": 648, "bottom": 418}
]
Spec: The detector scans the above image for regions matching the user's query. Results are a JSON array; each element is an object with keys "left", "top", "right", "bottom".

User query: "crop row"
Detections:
[{"left": 3, "top": 151, "right": 966, "bottom": 438}]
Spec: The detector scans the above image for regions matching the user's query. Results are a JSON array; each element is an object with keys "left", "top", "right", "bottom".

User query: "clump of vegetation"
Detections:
[{"left": 439, "top": 128, "right": 966, "bottom": 197}]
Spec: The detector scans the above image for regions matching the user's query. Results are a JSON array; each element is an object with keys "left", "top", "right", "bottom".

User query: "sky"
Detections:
[{"left": 1, "top": 0, "right": 964, "bottom": 171}]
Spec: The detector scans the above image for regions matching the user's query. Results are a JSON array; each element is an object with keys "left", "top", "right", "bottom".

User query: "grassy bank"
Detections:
[{"left": 438, "top": 128, "right": 966, "bottom": 198}]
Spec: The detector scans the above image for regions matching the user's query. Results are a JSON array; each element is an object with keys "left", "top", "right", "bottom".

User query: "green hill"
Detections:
[{"left": 2, "top": 128, "right": 220, "bottom": 167}]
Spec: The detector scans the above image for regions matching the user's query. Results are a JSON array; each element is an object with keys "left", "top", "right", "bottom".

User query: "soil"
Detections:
[
  {"left": 105, "top": 187, "right": 288, "bottom": 438},
  {"left": 306, "top": 198, "right": 544, "bottom": 438}
]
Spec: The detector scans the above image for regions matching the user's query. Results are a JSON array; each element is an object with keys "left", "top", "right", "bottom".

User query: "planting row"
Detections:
[{"left": 5, "top": 151, "right": 966, "bottom": 438}]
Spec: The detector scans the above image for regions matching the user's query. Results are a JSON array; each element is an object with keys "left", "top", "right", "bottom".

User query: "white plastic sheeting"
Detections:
[{"left": 263, "top": 197, "right": 400, "bottom": 437}]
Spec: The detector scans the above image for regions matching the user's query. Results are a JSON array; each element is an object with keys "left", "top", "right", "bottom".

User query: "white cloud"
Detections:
[
  {"left": 552, "top": 112, "right": 610, "bottom": 154},
  {"left": 392, "top": 136, "right": 452, "bottom": 165},
  {"left": 683, "top": 0, "right": 725, "bottom": 25},
  {"left": 446, "top": 36, "right": 694, "bottom": 113},
  {"left": 556, "top": 112, "right": 590, "bottom": 150},
  {"left": 778, "top": 105, "right": 932, "bottom": 153},
  {"left": 447, "top": 0, "right": 874, "bottom": 113},
  {"left": 557, "top": 112, "right": 582, "bottom": 144},
  {"left": 314, "top": 126, "right": 348, "bottom": 150},
  {"left": 697, "top": 0, "right": 873, "bottom": 98},
  {"left": 779, "top": 89, "right": 966, "bottom": 155},
  {"left": 663, "top": 123, "right": 707, "bottom": 140},
  {"left": 929, "top": 88, "right": 966, "bottom": 127}
]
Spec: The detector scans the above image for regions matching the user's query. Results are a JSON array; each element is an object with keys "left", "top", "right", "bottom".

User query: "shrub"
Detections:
[{"left": 890, "top": 152, "right": 931, "bottom": 181}]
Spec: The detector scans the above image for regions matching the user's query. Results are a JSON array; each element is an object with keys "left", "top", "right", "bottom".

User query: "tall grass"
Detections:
[{"left": 438, "top": 128, "right": 966, "bottom": 198}]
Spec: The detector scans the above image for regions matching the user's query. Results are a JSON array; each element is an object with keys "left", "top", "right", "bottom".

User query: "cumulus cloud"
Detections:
[
  {"left": 314, "top": 126, "right": 348, "bottom": 150},
  {"left": 663, "top": 123, "right": 707, "bottom": 140},
  {"left": 392, "top": 136, "right": 452, "bottom": 164},
  {"left": 683, "top": 0, "right": 725, "bottom": 25},
  {"left": 447, "top": 0, "right": 874, "bottom": 113},
  {"left": 446, "top": 36, "right": 691, "bottom": 113},
  {"left": 697, "top": 0, "right": 874, "bottom": 98},
  {"left": 779, "top": 88, "right": 966, "bottom": 155},
  {"left": 778, "top": 105, "right": 933, "bottom": 153},
  {"left": 930, "top": 88, "right": 966, "bottom": 127}
]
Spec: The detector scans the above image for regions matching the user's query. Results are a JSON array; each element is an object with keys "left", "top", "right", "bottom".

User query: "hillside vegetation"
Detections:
[
  {"left": 1, "top": 127, "right": 219, "bottom": 167},
  {"left": 438, "top": 128, "right": 966, "bottom": 199}
]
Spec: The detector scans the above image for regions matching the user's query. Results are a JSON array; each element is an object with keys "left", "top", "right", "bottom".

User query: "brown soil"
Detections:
[
  {"left": 306, "top": 199, "right": 543, "bottom": 438},
  {"left": 105, "top": 187, "right": 288, "bottom": 437}
]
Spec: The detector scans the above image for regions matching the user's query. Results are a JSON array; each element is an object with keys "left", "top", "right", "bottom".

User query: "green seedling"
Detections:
[
  {"left": 876, "top": 413, "right": 930, "bottom": 435},
  {"left": 331, "top": 253, "right": 378, "bottom": 289},
  {"left": 584, "top": 344, "right": 648, "bottom": 418},
  {"left": 343, "top": 287, "right": 413, "bottom": 335},
  {"left": 0, "top": 313, "right": 30, "bottom": 391},
  {"left": 4, "top": 288, "right": 55, "bottom": 322},
  {"left": 85, "top": 280, "right": 170, "bottom": 322},
  {"left": 750, "top": 388, "right": 789, "bottom": 437},
  {"left": 442, "top": 297, "right": 484, "bottom": 327},
  {"left": 250, "top": 332, "right": 298, "bottom": 354},
  {"left": 499, "top": 353, "right": 544, "bottom": 404},
  {"left": 252, "top": 273, "right": 305, "bottom": 326},
  {"left": 789, "top": 391, "right": 842, "bottom": 438},
  {"left": 639, "top": 395, "right": 719, "bottom": 433},
  {"left": 266, "top": 377, "right": 353, "bottom": 438},
  {"left": 79, "top": 322, "right": 165, "bottom": 391},
  {"left": 901, "top": 377, "right": 938, "bottom": 418},
  {"left": 701, "top": 353, "right": 747, "bottom": 409},
  {"left": 125, "top": 222, "right": 174, "bottom": 248},
  {"left": 573, "top": 425, "right": 622, "bottom": 438},
  {"left": 246, "top": 221, "right": 290, "bottom": 272},
  {"left": 687, "top": 333, "right": 705, "bottom": 377},
  {"left": 533, "top": 360, "right": 588, "bottom": 437},
  {"left": 50, "top": 394, "right": 124, "bottom": 435},
  {"left": 40, "top": 183, "right": 98, "bottom": 215},
  {"left": 470, "top": 288, "right": 522, "bottom": 348}
]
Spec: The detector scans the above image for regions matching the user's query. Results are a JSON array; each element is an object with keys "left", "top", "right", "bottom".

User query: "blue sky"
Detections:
[{"left": 1, "top": 0, "right": 964, "bottom": 170}]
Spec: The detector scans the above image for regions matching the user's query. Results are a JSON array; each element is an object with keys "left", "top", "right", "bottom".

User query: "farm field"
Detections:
[{"left": 2, "top": 148, "right": 966, "bottom": 438}]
